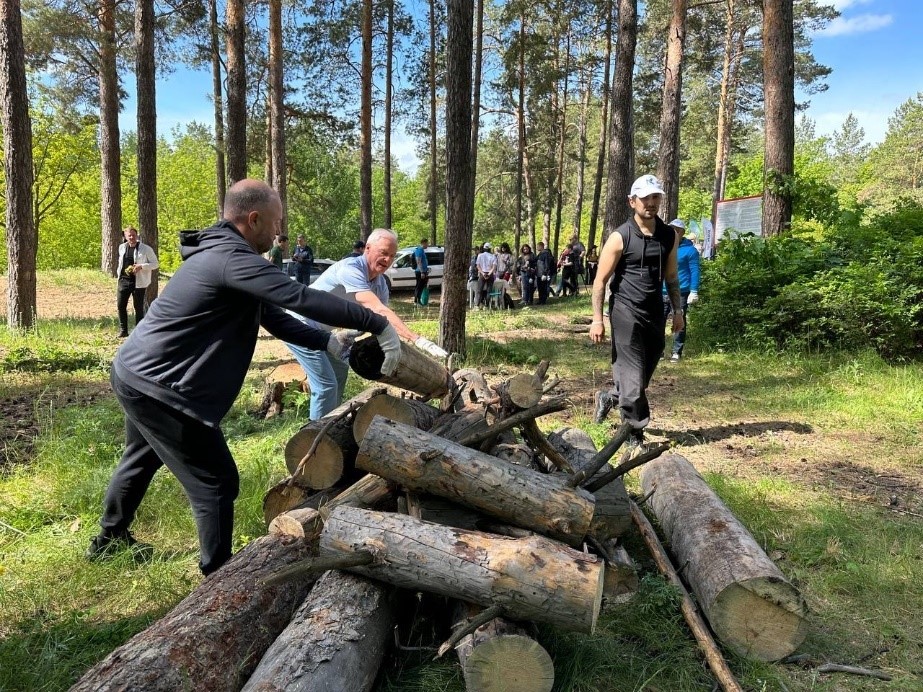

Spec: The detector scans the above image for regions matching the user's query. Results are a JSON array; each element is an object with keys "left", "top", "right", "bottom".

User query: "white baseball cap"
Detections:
[
  {"left": 669, "top": 219, "right": 685, "bottom": 230},
  {"left": 629, "top": 174, "right": 665, "bottom": 199},
  {"left": 483, "top": 242, "right": 492, "bottom": 250}
]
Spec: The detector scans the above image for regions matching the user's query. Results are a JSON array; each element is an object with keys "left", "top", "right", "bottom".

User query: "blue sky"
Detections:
[{"left": 124, "top": 0, "right": 921, "bottom": 172}]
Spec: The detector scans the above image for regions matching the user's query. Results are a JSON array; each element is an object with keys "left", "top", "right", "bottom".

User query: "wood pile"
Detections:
[{"left": 71, "top": 346, "right": 807, "bottom": 692}]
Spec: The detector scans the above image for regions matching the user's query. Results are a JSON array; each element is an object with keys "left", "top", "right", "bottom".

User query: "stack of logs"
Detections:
[{"left": 72, "top": 351, "right": 808, "bottom": 692}]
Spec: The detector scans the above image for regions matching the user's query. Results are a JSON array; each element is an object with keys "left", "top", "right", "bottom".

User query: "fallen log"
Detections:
[
  {"left": 357, "top": 416, "right": 596, "bottom": 545},
  {"left": 242, "top": 570, "right": 393, "bottom": 692},
  {"left": 70, "top": 534, "right": 317, "bottom": 692},
  {"left": 452, "top": 602, "right": 554, "bottom": 692},
  {"left": 640, "top": 454, "right": 809, "bottom": 662},
  {"left": 283, "top": 414, "right": 355, "bottom": 489},
  {"left": 450, "top": 368, "right": 493, "bottom": 410},
  {"left": 321, "top": 505, "right": 604, "bottom": 633},
  {"left": 349, "top": 336, "right": 451, "bottom": 400},
  {"left": 351, "top": 392, "right": 440, "bottom": 444},
  {"left": 547, "top": 427, "right": 631, "bottom": 540}
]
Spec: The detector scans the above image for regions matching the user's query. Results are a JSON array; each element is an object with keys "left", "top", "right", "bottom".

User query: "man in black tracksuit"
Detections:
[
  {"left": 589, "top": 174, "right": 684, "bottom": 449},
  {"left": 87, "top": 179, "right": 402, "bottom": 576}
]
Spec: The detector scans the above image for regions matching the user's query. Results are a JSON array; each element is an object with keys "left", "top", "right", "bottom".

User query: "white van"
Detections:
[{"left": 385, "top": 246, "right": 445, "bottom": 291}]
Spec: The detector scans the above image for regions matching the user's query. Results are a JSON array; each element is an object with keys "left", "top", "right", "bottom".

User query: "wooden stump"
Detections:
[
  {"left": 321, "top": 505, "right": 604, "bottom": 633},
  {"left": 241, "top": 570, "right": 392, "bottom": 692},
  {"left": 351, "top": 392, "right": 440, "bottom": 444},
  {"left": 349, "top": 336, "right": 451, "bottom": 400},
  {"left": 453, "top": 603, "right": 554, "bottom": 692},
  {"left": 640, "top": 454, "right": 809, "bottom": 661},
  {"left": 494, "top": 372, "right": 544, "bottom": 412},
  {"left": 259, "top": 362, "right": 306, "bottom": 419},
  {"left": 70, "top": 534, "right": 317, "bottom": 692},
  {"left": 284, "top": 419, "right": 353, "bottom": 489},
  {"left": 357, "top": 416, "right": 596, "bottom": 545}
]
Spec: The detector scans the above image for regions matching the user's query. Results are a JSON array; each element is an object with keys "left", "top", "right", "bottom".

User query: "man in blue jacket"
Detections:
[
  {"left": 413, "top": 237, "right": 430, "bottom": 305},
  {"left": 86, "top": 179, "right": 401, "bottom": 576},
  {"left": 662, "top": 219, "right": 701, "bottom": 362}
]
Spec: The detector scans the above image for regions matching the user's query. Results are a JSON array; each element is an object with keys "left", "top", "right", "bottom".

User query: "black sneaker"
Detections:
[
  {"left": 86, "top": 531, "right": 153, "bottom": 563},
  {"left": 593, "top": 391, "right": 614, "bottom": 424},
  {"left": 117, "top": 331, "right": 129, "bottom": 338},
  {"left": 626, "top": 430, "right": 647, "bottom": 457}
]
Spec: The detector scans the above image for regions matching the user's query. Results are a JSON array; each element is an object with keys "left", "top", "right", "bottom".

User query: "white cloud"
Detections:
[
  {"left": 817, "top": 13, "right": 893, "bottom": 37},
  {"left": 828, "top": 0, "right": 874, "bottom": 10}
]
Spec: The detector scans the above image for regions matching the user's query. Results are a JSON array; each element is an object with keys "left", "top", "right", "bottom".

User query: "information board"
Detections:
[{"left": 715, "top": 195, "right": 762, "bottom": 244}]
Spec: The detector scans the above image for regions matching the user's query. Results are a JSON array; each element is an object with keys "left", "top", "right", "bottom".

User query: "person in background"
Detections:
[
  {"left": 570, "top": 233, "right": 586, "bottom": 286},
  {"left": 516, "top": 244, "right": 536, "bottom": 305},
  {"left": 589, "top": 174, "right": 683, "bottom": 453},
  {"left": 558, "top": 243, "right": 579, "bottom": 297},
  {"left": 475, "top": 242, "right": 498, "bottom": 307},
  {"left": 116, "top": 226, "right": 159, "bottom": 338},
  {"left": 268, "top": 234, "right": 288, "bottom": 269},
  {"left": 495, "top": 242, "right": 514, "bottom": 282},
  {"left": 291, "top": 234, "right": 314, "bottom": 285},
  {"left": 413, "top": 237, "right": 430, "bottom": 305},
  {"left": 585, "top": 244, "right": 600, "bottom": 286},
  {"left": 343, "top": 240, "right": 366, "bottom": 259},
  {"left": 535, "top": 242, "right": 555, "bottom": 305},
  {"left": 88, "top": 180, "right": 401, "bottom": 576},
  {"left": 286, "top": 228, "right": 448, "bottom": 420},
  {"left": 662, "top": 219, "right": 701, "bottom": 363}
]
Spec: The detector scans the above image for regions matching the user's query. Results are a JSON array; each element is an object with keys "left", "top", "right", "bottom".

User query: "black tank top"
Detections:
[{"left": 609, "top": 217, "right": 676, "bottom": 316}]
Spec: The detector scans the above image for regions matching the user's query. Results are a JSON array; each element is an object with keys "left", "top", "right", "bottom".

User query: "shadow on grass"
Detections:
[{"left": 653, "top": 420, "right": 814, "bottom": 446}]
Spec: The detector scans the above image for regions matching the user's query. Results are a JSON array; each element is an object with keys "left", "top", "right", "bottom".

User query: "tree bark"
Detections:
[
  {"left": 348, "top": 337, "right": 451, "bottom": 400},
  {"left": 603, "top": 0, "right": 637, "bottom": 244},
  {"left": 515, "top": 14, "right": 526, "bottom": 253},
  {"left": 356, "top": 417, "right": 595, "bottom": 545},
  {"left": 587, "top": 0, "right": 612, "bottom": 253},
  {"left": 427, "top": 0, "right": 438, "bottom": 244},
  {"left": 383, "top": 0, "right": 394, "bottom": 229},
  {"left": 0, "top": 0, "right": 36, "bottom": 329},
  {"left": 98, "top": 0, "right": 121, "bottom": 276},
  {"left": 210, "top": 0, "right": 226, "bottom": 215},
  {"left": 284, "top": 416, "right": 356, "bottom": 489},
  {"left": 268, "top": 0, "right": 287, "bottom": 236},
  {"left": 70, "top": 534, "right": 317, "bottom": 691},
  {"left": 241, "top": 570, "right": 392, "bottom": 692},
  {"left": 438, "top": 0, "right": 474, "bottom": 357},
  {"left": 762, "top": 0, "right": 795, "bottom": 237},
  {"left": 225, "top": 0, "right": 247, "bottom": 184},
  {"left": 639, "top": 454, "right": 808, "bottom": 661},
  {"left": 359, "top": 0, "right": 373, "bottom": 240},
  {"left": 656, "top": 0, "right": 687, "bottom": 224},
  {"left": 352, "top": 392, "right": 440, "bottom": 444},
  {"left": 135, "top": 0, "right": 158, "bottom": 304},
  {"left": 321, "top": 505, "right": 604, "bottom": 632}
]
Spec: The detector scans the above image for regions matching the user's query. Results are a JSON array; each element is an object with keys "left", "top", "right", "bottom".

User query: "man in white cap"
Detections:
[
  {"left": 589, "top": 174, "right": 684, "bottom": 451},
  {"left": 475, "top": 242, "right": 498, "bottom": 308},
  {"left": 662, "top": 218, "right": 701, "bottom": 362}
]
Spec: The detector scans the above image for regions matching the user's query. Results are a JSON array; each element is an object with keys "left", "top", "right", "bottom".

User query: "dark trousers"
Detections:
[
  {"left": 561, "top": 267, "right": 579, "bottom": 296},
  {"left": 414, "top": 271, "right": 429, "bottom": 303},
  {"left": 608, "top": 301, "right": 666, "bottom": 430},
  {"left": 520, "top": 273, "right": 535, "bottom": 304},
  {"left": 117, "top": 282, "right": 146, "bottom": 333},
  {"left": 102, "top": 370, "right": 240, "bottom": 575},
  {"left": 477, "top": 274, "right": 495, "bottom": 306},
  {"left": 537, "top": 276, "right": 551, "bottom": 304},
  {"left": 663, "top": 291, "right": 690, "bottom": 356}
]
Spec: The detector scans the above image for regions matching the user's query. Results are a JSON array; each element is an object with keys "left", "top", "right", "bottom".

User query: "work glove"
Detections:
[
  {"left": 326, "top": 329, "right": 360, "bottom": 361},
  {"left": 376, "top": 323, "right": 402, "bottom": 377},
  {"left": 688, "top": 291, "right": 699, "bottom": 304},
  {"left": 414, "top": 336, "right": 448, "bottom": 359}
]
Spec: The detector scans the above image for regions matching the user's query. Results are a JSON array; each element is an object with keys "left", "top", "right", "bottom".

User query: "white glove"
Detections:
[
  {"left": 663, "top": 293, "right": 670, "bottom": 303},
  {"left": 376, "top": 323, "right": 401, "bottom": 377},
  {"left": 688, "top": 291, "right": 699, "bottom": 304},
  {"left": 414, "top": 336, "right": 448, "bottom": 359},
  {"left": 326, "top": 330, "right": 360, "bottom": 361}
]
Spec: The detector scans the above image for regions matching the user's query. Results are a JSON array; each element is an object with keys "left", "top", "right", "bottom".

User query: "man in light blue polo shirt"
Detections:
[{"left": 286, "top": 228, "right": 448, "bottom": 419}]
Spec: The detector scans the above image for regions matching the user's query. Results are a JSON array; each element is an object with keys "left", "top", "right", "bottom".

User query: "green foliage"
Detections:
[
  {"left": 696, "top": 206, "right": 923, "bottom": 359},
  {"left": 1, "top": 345, "right": 107, "bottom": 373}
]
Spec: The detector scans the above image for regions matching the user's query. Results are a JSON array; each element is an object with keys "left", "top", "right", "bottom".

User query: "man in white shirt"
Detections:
[
  {"left": 286, "top": 228, "right": 448, "bottom": 419},
  {"left": 475, "top": 242, "right": 498, "bottom": 308}
]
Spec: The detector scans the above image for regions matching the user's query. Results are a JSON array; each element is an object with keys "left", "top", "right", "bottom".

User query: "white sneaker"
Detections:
[{"left": 670, "top": 353, "right": 680, "bottom": 363}]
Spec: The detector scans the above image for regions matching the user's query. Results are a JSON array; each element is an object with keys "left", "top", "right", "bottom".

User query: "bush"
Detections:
[{"left": 696, "top": 208, "right": 923, "bottom": 359}]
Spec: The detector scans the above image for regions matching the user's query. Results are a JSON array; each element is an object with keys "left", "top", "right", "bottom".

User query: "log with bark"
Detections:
[
  {"left": 241, "top": 570, "right": 393, "bottom": 692},
  {"left": 70, "top": 534, "right": 317, "bottom": 692},
  {"left": 351, "top": 392, "right": 440, "bottom": 444},
  {"left": 320, "top": 505, "right": 604, "bottom": 633},
  {"left": 640, "top": 454, "right": 809, "bottom": 661},
  {"left": 349, "top": 336, "right": 451, "bottom": 400},
  {"left": 356, "top": 416, "right": 596, "bottom": 545},
  {"left": 452, "top": 602, "right": 554, "bottom": 692}
]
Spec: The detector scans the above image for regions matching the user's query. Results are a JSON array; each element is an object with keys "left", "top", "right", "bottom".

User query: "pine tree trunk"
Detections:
[
  {"left": 0, "top": 0, "right": 37, "bottom": 329},
  {"left": 98, "top": 0, "right": 121, "bottom": 276},
  {"left": 135, "top": 0, "right": 158, "bottom": 303},
  {"left": 225, "top": 0, "right": 247, "bottom": 184},
  {"left": 587, "top": 0, "right": 612, "bottom": 253},
  {"left": 762, "top": 0, "right": 795, "bottom": 237},
  {"left": 359, "top": 0, "right": 373, "bottom": 240},
  {"left": 268, "top": 0, "right": 287, "bottom": 235},
  {"left": 383, "top": 0, "right": 394, "bottom": 229},
  {"left": 603, "top": 0, "right": 637, "bottom": 244},
  {"left": 656, "top": 0, "right": 687, "bottom": 224},
  {"left": 210, "top": 0, "right": 226, "bottom": 215}
]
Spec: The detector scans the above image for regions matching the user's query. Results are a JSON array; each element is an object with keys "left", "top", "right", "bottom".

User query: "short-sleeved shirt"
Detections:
[
  {"left": 413, "top": 245, "right": 429, "bottom": 273},
  {"left": 289, "top": 254, "right": 389, "bottom": 330},
  {"left": 476, "top": 251, "right": 497, "bottom": 275}
]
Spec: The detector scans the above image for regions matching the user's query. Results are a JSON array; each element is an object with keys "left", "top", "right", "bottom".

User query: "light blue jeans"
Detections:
[{"left": 286, "top": 343, "right": 349, "bottom": 420}]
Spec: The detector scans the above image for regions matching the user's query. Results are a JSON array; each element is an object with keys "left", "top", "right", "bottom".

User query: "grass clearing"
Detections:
[{"left": 1, "top": 272, "right": 921, "bottom": 690}]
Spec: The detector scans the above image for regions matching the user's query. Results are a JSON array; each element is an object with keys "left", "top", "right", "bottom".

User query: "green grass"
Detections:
[{"left": 1, "top": 281, "right": 922, "bottom": 690}]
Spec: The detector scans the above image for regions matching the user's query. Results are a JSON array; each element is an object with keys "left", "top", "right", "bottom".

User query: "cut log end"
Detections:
[
  {"left": 462, "top": 634, "right": 555, "bottom": 692},
  {"left": 352, "top": 392, "right": 439, "bottom": 444},
  {"left": 710, "top": 578, "right": 809, "bottom": 662},
  {"left": 283, "top": 429, "right": 344, "bottom": 488}
]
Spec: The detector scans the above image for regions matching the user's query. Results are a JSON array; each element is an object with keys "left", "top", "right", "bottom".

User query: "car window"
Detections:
[
  {"left": 393, "top": 253, "right": 414, "bottom": 269},
  {"left": 426, "top": 251, "right": 444, "bottom": 266}
]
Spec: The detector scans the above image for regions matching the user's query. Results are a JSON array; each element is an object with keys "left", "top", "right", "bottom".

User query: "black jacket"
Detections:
[{"left": 114, "top": 219, "right": 388, "bottom": 427}]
